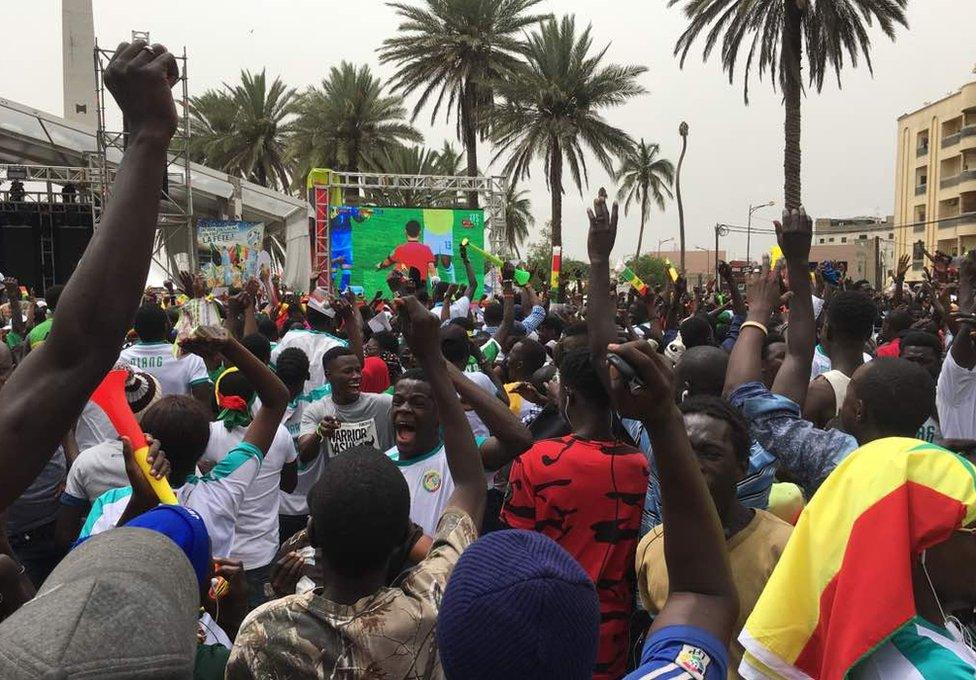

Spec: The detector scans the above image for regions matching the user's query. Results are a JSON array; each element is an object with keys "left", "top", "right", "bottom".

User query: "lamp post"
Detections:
[
  {"left": 676, "top": 122, "right": 689, "bottom": 272},
  {"left": 694, "top": 245, "right": 711, "bottom": 281},
  {"left": 747, "top": 201, "right": 775, "bottom": 264},
  {"left": 657, "top": 237, "right": 674, "bottom": 257},
  {"left": 714, "top": 224, "right": 730, "bottom": 281}
]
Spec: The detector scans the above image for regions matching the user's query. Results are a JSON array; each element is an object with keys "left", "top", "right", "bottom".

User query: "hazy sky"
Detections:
[{"left": 3, "top": 0, "right": 975, "bottom": 261}]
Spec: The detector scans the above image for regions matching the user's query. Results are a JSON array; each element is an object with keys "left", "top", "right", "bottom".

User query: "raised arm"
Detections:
[
  {"left": 445, "top": 361, "right": 532, "bottom": 471},
  {"left": 401, "top": 296, "right": 485, "bottom": 528},
  {"left": 334, "top": 294, "right": 364, "bottom": 366},
  {"left": 460, "top": 242, "right": 477, "bottom": 300},
  {"left": 586, "top": 188, "right": 619, "bottom": 394},
  {"left": 608, "top": 340, "right": 737, "bottom": 644},
  {"left": 3, "top": 279, "right": 25, "bottom": 341},
  {"left": 0, "top": 41, "right": 179, "bottom": 511},
  {"left": 724, "top": 264, "right": 782, "bottom": 396},
  {"left": 892, "top": 254, "right": 910, "bottom": 307},
  {"left": 770, "top": 209, "right": 815, "bottom": 408},
  {"left": 493, "top": 274, "right": 516, "bottom": 349},
  {"left": 950, "top": 251, "right": 976, "bottom": 370}
]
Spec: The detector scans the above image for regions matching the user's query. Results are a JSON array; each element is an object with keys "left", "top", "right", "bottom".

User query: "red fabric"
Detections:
[
  {"left": 360, "top": 355, "right": 391, "bottom": 394},
  {"left": 875, "top": 338, "right": 901, "bottom": 358},
  {"left": 218, "top": 395, "right": 249, "bottom": 412},
  {"left": 392, "top": 241, "right": 435, "bottom": 281},
  {"left": 501, "top": 436, "right": 649, "bottom": 680},
  {"left": 794, "top": 481, "right": 967, "bottom": 678}
]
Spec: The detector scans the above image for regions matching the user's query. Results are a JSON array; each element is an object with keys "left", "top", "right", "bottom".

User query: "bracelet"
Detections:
[{"left": 741, "top": 320, "right": 768, "bottom": 336}]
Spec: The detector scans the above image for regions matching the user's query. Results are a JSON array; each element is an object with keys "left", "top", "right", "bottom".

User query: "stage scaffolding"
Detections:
[
  {"left": 90, "top": 34, "right": 194, "bottom": 277},
  {"left": 307, "top": 169, "right": 508, "bottom": 288}
]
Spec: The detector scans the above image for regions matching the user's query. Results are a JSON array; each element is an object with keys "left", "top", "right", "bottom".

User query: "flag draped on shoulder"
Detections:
[{"left": 739, "top": 437, "right": 976, "bottom": 679}]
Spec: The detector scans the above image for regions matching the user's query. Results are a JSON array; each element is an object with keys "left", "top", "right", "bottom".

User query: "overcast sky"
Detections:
[{"left": 3, "top": 0, "right": 975, "bottom": 261}]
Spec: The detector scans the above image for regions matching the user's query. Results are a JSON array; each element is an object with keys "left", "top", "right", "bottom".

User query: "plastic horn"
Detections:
[
  {"left": 90, "top": 369, "right": 178, "bottom": 505},
  {"left": 460, "top": 239, "right": 531, "bottom": 286}
]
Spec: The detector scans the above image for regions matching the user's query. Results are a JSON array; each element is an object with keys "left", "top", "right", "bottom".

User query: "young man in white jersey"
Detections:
[
  {"left": 120, "top": 303, "right": 210, "bottom": 400},
  {"left": 201, "top": 365, "right": 298, "bottom": 609},
  {"left": 270, "top": 295, "right": 348, "bottom": 392},
  {"left": 78, "top": 328, "right": 289, "bottom": 560},
  {"left": 385, "top": 298, "right": 533, "bottom": 535}
]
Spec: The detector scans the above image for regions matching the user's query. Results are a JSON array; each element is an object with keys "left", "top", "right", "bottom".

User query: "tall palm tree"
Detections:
[
  {"left": 370, "top": 145, "right": 441, "bottom": 205},
  {"left": 504, "top": 181, "right": 533, "bottom": 259},
  {"left": 289, "top": 62, "right": 422, "bottom": 189},
  {"left": 491, "top": 15, "right": 646, "bottom": 268},
  {"left": 379, "top": 0, "right": 548, "bottom": 209},
  {"left": 188, "top": 69, "right": 296, "bottom": 190},
  {"left": 668, "top": 0, "right": 907, "bottom": 209},
  {"left": 615, "top": 139, "right": 674, "bottom": 261},
  {"left": 433, "top": 141, "right": 465, "bottom": 176}
]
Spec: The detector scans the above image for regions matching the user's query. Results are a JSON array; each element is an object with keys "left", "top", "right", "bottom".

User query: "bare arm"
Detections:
[
  {"left": 460, "top": 246, "right": 477, "bottom": 300},
  {"left": 3, "top": 279, "right": 25, "bottom": 340},
  {"left": 771, "top": 209, "right": 816, "bottom": 408},
  {"left": 586, "top": 190, "right": 619, "bottom": 395},
  {"left": 0, "top": 41, "right": 180, "bottom": 511},
  {"left": 951, "top": 252, "right": 976, "bottom": 370},
  {"left": 723, "top": 265, "right": 781, "bottom": 397},
  {"left": 493, "top": 282, "right": 516, "bottom": 349},
  {"left": 446, "top": 362, "right": 532, "bottom": 471},
  {"left": 401, "top": 297, "right": 485, "bottom": 528},
  {"left": 609, "top": 341, "right": 737, "bottom": 644}
]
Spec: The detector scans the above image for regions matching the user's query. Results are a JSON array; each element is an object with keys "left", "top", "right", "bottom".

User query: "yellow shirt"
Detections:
[{"left": 635, "top": 509, "right": 793, "bottom": 679}]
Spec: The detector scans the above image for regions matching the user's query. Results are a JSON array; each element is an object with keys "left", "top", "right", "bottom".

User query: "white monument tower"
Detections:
[{"left": 62, "top": 0, "right": 97, "bottom": 126}]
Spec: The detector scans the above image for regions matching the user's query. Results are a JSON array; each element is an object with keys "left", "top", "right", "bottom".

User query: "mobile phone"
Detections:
[{"left": 607, "top": 352, "right": 645, "bottom": 391}]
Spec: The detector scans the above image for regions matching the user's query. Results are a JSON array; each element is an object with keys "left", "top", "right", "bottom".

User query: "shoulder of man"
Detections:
[{"left": 228, "top": 592, "right": 318, "bottom": 674}]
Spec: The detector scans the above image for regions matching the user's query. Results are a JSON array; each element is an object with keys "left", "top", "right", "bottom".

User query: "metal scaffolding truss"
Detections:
[
  {"left": 322, "top": 170, "right": 509, "bottom": 256},
  {"left": 91, "top": 35, "right": 194, "bottom": 276}
]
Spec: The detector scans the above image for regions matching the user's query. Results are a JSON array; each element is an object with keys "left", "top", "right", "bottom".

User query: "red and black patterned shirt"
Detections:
[{"left": 501, "top": 435, "right": 649, "bottom": 680}]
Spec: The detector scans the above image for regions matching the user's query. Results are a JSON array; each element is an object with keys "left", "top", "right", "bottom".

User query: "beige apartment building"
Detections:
[{"left": 894, "top": 81, "right": 976, "bottom": 279}]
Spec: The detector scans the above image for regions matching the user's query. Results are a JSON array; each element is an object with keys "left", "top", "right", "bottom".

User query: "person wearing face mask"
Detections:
[{"left": 501, "top": 347, "right": 649, "bottom": 680}]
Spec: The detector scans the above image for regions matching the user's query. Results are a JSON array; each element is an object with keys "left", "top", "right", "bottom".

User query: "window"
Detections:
[
  {"left": 828, "top": 237, "right": 835, "bottom": 243},
  {"left": 819, "top": 238, "right": 825, "bottom": 244},
  {"left": 841, "top": 237, "right": 847, "bottom": 243},
  {"left": 858, "top": 235, "right": 868, "bottom": 240},
  {"left": 888, "top": 233, "right": 894, "bottom": 239}
]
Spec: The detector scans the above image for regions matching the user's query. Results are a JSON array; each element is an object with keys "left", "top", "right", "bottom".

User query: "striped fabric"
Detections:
[{"left": 739, "top": 438, "right": 976, "bottom": 679}]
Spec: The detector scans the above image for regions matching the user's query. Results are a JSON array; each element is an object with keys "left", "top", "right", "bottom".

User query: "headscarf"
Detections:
[{"left": 214, "top": 367, "right": 253, "bottom": 431}]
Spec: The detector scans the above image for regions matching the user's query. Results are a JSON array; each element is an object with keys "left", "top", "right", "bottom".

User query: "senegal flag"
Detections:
[{"left": 739, "top": 438, "right": 976, "bottom": 679}]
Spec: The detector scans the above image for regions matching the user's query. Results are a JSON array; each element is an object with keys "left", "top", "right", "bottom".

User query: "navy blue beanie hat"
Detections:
[{"left": 437, "top": 529, "right": 600, "bottom": 680}]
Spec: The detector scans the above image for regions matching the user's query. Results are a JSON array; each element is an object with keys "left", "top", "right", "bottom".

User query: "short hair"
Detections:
[
  {"left": 679, "top": 314, "right": 714, "bottom": 348},
  {"left": 483, "top": 302, "right": 502, "bottom": 326},
  {"left": 761, "top": 332, "right": 786, "bottom": 359},
  {"left": 441, "top": 327, "right": 470, "bottom": 365},
  {"left": 45, "top": 284, "right": 65, "bottom": 311},
  {"left": 434, "top": 281, "right": 451, "bottom": 299},
  {"left": 308, "top": 445, "right": 410, "bottom": 576},
  {"left": 538, "top": 314, "right": 565, "bottom": 337},
  {"left": 140, "top": 396, "right": 212, "bottom": 481},
  {"left": 856, "top": 358, "right": 935, "bottom": 437},
  {"left": 675, "top": 345, "right": 729, "bottom": 397},
  {"left": 899, "top": 331, "right": 942, "bottom": 355},
  {"left": 678, "top": 395, "right": 751, "bottom": 466},
  {"left": 559, "top": 348, "right": 607, "bottom": 403},
  {"left": 256, "top": 313, "right": 279, "bottom": 342},
  {"left": 133, "top": 304, "right": 168, "bottom": 341},
  {"left": 371, "top": 331, "right": 399, "bottom": 354},
  {"left": 514, "top": 338, "right": 548, "bottom": 375},
  {"left": 323, "top": 346, "right": 356, "bottom": 373},
  {"left": 395, "top": 367, "right": 428, "bottom": 386},
  {"left": 275, "top": 347, "right": 310, "bottom": 385},
  {"left": 827, "top": 291, "right": 876, "bottom": 342},
  {"left": 884, "top": 307, "right": 914, "bottom": 336},
  {"left": 448, "top": 316, "right": 474, "bottom": 332},
  {"left": 405, "top": 220, "right": 422, "bottom": 238},
  {"left": 242, "top": 333, "right": 271, "bottom": 365}
]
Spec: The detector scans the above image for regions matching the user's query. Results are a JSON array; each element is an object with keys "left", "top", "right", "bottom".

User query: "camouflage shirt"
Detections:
[{"left": 226, "top": 509, "right": 477, "bottom": 680}]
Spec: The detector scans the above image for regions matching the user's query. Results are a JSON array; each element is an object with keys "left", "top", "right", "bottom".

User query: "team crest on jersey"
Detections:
[
  {"left": 675, "top": 644, "right": 710, "bottom": 680},
  {"left": 422, "top": 470, "right": 442, "bottom": 493}
]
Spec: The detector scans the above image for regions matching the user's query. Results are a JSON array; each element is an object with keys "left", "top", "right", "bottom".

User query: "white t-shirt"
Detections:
[
  {"left": 270, "top": 329, "right": 347, "bottom": 392},
  {"left": 460, "top": 371, "right": 498, "bottom": 438},
  {"left": 75, "top": 401, "right": 117, "bottom": 451},
  {"left": 203, "top": 422, "right": 298, "bottom": 568},
  {"left": 278, "top": 385, "right": 332, "bottom": 517},
  {"left": 810, "top": 344, "right": 873, "bottom": 381},
  {"left": 432, "top": 295, "right": 471, "bottom": 323},
  {"left": 79, "top": 440, "right": 264, "bottom": 558},
  {"left": 119, "top": 342, "right": 210, "bottom": 396},
  {"left": 937, "top": 351, "right": 976, "bottom": 439},
  {"left": 62, "top": 439, "right": 129, "bottom": 504},
  {"left": 386, "top": 443, "right": 456, "bottom": 536}
]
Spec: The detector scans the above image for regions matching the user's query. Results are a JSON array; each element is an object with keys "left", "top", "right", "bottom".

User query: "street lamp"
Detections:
[
  {"left": 657, "top": 237, "right": 674, "bottom": 257},
  {"left": 694, "top": 245, "right": 711, "bottom": 281},
  {"left": 747, "top": 201, "right": 775, "bottom": 264}
]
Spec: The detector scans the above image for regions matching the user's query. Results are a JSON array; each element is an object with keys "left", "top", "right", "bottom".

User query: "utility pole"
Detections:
[{"left": 747, "top": 200, "right": 775, "bottom": 264}]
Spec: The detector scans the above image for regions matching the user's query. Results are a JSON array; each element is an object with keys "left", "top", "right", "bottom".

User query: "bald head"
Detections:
[{"left": 675, "top": 345, "right": 729, "bottom": 400}]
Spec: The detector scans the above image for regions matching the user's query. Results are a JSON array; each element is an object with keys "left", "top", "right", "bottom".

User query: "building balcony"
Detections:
[
  {"left": 944, "top": 132, "right": 961, "bottom": 148},
  {"left": 917, "top": 145, "right": 929, "bottom": 157},
  {"left": 941, "top": 169, "right": 976, "bottom": 190},
  {"left": 915, "top": 184, "right": 928, "bottom": 196},
  {"left": 937, "top": 211, "right": 976, "bottom": 230}
]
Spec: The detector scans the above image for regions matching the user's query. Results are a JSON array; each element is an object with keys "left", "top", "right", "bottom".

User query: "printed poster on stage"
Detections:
[{"left": 196, "top": 219, "right": 265, "bottom": 290}]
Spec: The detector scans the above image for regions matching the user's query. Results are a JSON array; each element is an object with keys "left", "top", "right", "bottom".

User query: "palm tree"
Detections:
[
  {"left": 503, "top": 182, "right": 533, "bottom": 259},
  {"left": 668, "top": 0, "right": 907, "bottom": 209},
  {"left": 188, "top": 70, "right": 296, "bottom": 190},
  {"left": 433, "top": 141, "right": 465, "bottom": 176},
  {"left": 289, "top": 62, "right": 422, "bottom": 189},
  {"left": 615, "top": 139, "right": 674, "bottom": 261},
  {"left": 491, "top": 15, "right": 647, "bottom": 270},
  {"left": 379, "top": 0, "right": 548, "bottom": 209},
  {"left": 370, "top": 145, "right": 441, "bottom": 205}
]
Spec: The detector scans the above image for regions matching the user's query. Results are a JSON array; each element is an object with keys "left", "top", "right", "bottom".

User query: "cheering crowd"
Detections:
[{"left": 1, "top": 40, "right": 976, "bottom": 680}]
